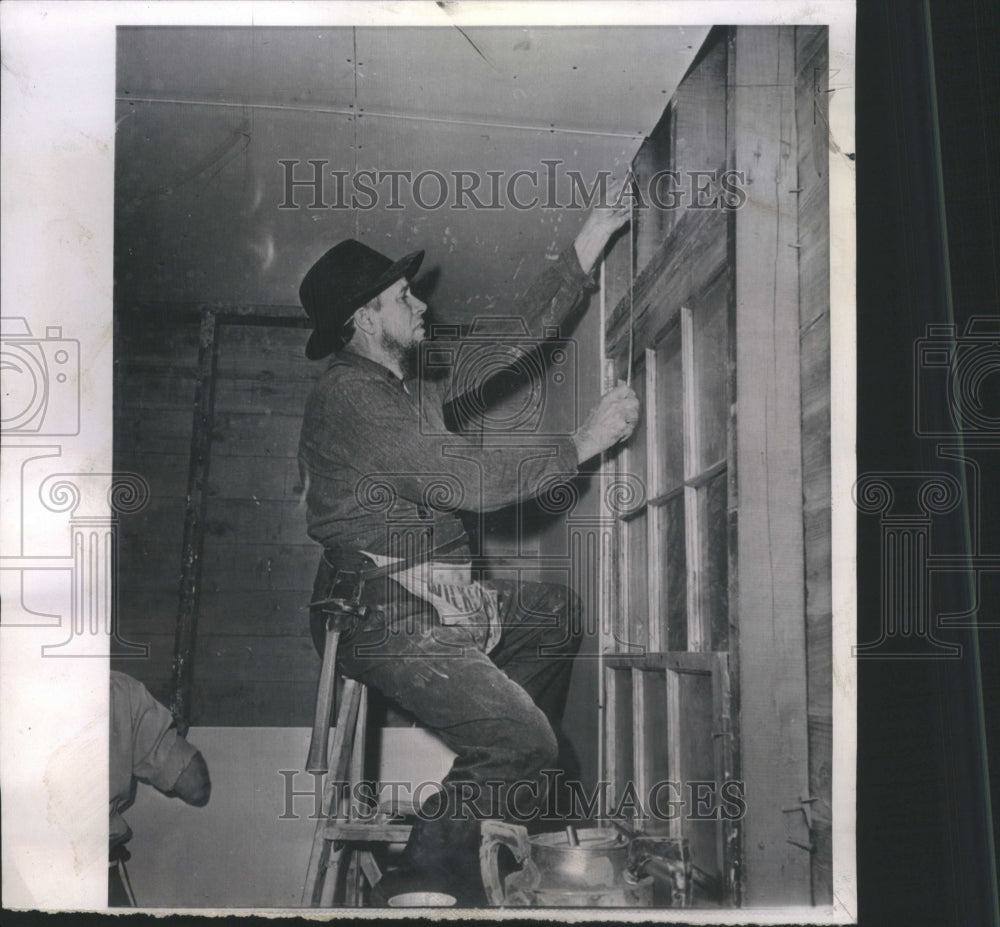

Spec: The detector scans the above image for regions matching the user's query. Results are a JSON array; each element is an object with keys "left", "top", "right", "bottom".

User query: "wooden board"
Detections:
[
  {"left": 795, "top": 24, "right": 833, "bottom": 903},
  {"left": 731, "top": 25, "right": 812, "bottom": 904},
  {"left": 113, "top": 313, "right": 321, "bottom": 725},
  {"left": 606, "top": 205, "right": 728, "bottom": 359}
]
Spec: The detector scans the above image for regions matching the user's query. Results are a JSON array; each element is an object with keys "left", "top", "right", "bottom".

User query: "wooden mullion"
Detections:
[
  {"left": 686, "top": 457, "right": 728, "bottom": 490},
  {"left": 684, "top": 482, "right": 705, "bottom": 652},
  {"left": 647, "top": 487, "right": 683, "bottom": 508},
  {"left": 606, "top": 668, "right": 627, "bottom": 811},
  {"left": 619, "top": 453, "right": 631, "bottom": 653},
  {"left": 604, "top": 665, "right": 614, "bottom": 805},
  {"left": 665, "top": 666, "right": 683, "bottom": 839},
  {"left": 616, "top": 502, "right": 648, "bottom": 523},
  {"left": 605, "top": 650, "right": 719, "bottom": 673},
  {"left": 681, "top": 307, "right": 698, "bottom": 476},
  {"left": 680, "top": 306, "right": 708, "bottom": 652},
  {"left": 649, "top": 499, "right": 664, "bottom": 653},
  {"left": 644, "top": 349, "right": 662, "bottom": 652},
  {"left": 632, "top": 668, "right": 646, "bottom": 826}
]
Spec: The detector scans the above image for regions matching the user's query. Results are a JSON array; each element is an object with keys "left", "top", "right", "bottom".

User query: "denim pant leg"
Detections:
[
  {"left": 331, "top": 574, "right": 582, "bottom": 902},
  {"left": 487, "top": 578, "right": 586, "bottom": 817},
  {"left": 487, "top": 578, "right": 584, "bottom": 731}
]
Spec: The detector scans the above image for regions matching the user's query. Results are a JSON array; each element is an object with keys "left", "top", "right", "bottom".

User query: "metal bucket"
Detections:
[{"left": 480, "top": 821, "right": 653, "bottom": 907}]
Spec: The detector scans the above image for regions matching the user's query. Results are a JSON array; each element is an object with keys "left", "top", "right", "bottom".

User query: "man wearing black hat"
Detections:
[{"left": 297, "top": 193, "right": 638, "bottom": 905}]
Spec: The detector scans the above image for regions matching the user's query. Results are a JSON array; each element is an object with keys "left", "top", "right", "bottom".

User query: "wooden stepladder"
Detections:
[{"left": 301, "top": 621, "right": 413, "bottom": 907}]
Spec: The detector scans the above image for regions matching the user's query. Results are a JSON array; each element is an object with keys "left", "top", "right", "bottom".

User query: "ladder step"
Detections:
[
  {"left": 379, "top": 797, "right": 420, "bottom": 817},
  {"left": 326, "top": 822, "right": 413, "bottom": 842}
]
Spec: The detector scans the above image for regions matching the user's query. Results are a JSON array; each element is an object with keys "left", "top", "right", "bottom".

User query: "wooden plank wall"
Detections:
[
  {"left": 114, "top": 312, "right": 321, "bottom": 725},
  {"left": 795, "top": 26, "right": 834, "bottom": 904},
  {"left": 731, "top": 26, "right": 812, "bottom": 905},
  {"left": 633, "top": 32, "right": 728, "bottom": 273},
  {"left": 114, "top": 312, "right": 199, "bottom": 710}
]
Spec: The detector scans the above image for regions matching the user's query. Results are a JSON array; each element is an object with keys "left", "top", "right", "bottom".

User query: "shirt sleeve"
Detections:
[
  {"left": 128, "top": 681, "right": 199, "bottom": 795},
  {"left": 443, "top": 245, "right": 597, "bottom": 409},
  {"left": 318, "top": 374, "right": 580, "bottom": 515}
]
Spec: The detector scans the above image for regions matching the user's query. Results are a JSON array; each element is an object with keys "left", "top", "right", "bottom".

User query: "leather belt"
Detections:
[{"left": 309, "top": 534, "right": 469, "bottom": 619}]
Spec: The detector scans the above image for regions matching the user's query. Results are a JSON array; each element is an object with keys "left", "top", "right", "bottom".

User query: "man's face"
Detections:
[{"left": 373, "top": 277, "right": 427, "bottom": 362}]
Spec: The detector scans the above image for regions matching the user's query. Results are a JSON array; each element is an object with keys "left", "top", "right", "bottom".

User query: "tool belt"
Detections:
[{"left": 309, "top": 534, "right": 469, "bottom": 629}]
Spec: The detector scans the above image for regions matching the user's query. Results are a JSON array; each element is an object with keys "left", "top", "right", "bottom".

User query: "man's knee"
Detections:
[{"left": 498, "top": 710, "right": 558, "bottom": 776}]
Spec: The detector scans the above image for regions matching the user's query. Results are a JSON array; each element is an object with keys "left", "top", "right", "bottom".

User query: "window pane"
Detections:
[
  {"left": 610, "top": 668, "right": 634, "bottom": 809},
  {"left": 611, "top": 518, "right": 628, "bottom": 652},
  {"left": 624, "top": 356, "right": 647, "bottom": 494},
  {"left": 701, "top": 469, "right": 729, "bottom": 651},
  {"left": 654, "top": 326, "right": 684, "bottom": 491},
  {"left": 677, "top": 669, "right": 721, "bottom": 885},
  {"left": 659, "top": 494, "right": 687, "bottom": 652},
  {"left": 625, "top": 512, "right": 649, "bottom": 652},
  {"left": 693, "top": 277, "right": 730, "bottom": 471},
  {"left": 637, "top": 669, "right": 670, "bottom": 834}
]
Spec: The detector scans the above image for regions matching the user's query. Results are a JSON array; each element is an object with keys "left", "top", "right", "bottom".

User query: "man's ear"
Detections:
[{"left": 352, "top": 298, "right": 380, "bottom": 336}]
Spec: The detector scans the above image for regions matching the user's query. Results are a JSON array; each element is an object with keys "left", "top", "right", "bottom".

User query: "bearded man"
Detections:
[{"left": 297, "top": 190, "right": 638, "bottom": 905}]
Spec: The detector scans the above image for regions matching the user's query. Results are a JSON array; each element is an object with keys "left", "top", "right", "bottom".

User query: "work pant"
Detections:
[{"left": 309, "top": 557, "right": 583, "bottom": 904}]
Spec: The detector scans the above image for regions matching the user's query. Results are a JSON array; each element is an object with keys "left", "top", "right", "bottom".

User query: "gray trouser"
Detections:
[{"left": 310, "top": 558, "right": 583, "bottom": 903}]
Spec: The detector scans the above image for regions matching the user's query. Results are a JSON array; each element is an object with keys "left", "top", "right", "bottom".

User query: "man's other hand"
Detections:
[
  {"left": 573, "top": 381, "right": 640, "bottom": 464},
  {"left": 573, "top": 178, "right": 632, "bottom": 273},
  {"left": 171, "top": 751, "right": 212, "bottom": 807}
]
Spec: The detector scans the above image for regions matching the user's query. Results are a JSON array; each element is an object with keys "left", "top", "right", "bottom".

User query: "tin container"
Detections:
[{"left": 480, "top": 821, "right": 653, "bottom": 907}]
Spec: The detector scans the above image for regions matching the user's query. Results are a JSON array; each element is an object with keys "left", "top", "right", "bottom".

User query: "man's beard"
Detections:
[{"left": 380, "top": 330, "right": 420, "bottom": 379}]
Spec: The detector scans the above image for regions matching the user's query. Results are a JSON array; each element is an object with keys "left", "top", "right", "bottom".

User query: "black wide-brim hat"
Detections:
[{"left": 299, "top": 239, "right": 424, "bottom": 360}]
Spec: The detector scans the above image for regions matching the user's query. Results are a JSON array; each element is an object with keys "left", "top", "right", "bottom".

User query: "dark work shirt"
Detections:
[{"left": 298, "top": 246, "right": 596, "bottom": 559}]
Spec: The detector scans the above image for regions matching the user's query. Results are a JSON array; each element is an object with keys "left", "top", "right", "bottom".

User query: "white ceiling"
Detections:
[{"left": 114, "top": 25, "right": 709, "bottom": 324}]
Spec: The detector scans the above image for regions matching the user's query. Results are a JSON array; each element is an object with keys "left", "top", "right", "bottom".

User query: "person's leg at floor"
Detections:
[
  {"left": 314, "top": 571, "right": 583, "bottom": 905},
  {"left": 486, "top": 578, "right": 585, "bottom": 827},
  {"left": 108, "top": 852, "right": 135, "bottom": 907},
  {"left": 334, "top": 578, "right": 580, "bottom": 905}
]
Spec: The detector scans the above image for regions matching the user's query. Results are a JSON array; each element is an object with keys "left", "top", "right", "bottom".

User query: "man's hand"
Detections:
[
  {"left": 170, "top": 750, "right": 211, "bottom": 807},
  {"left": 573, "top": 381, "right": 641, "bottom": 464},
  {"left": 573, "top": 178, "right": 632, "bottom": 273}
]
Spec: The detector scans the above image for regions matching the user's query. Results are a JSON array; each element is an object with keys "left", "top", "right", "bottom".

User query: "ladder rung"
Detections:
[
  {"left": 378, "top": 798, "right": 420, "bottom": 817},
  {"left": 325, "top": 822, "right": 413, "bottom": 842}
]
